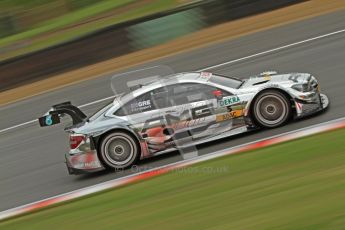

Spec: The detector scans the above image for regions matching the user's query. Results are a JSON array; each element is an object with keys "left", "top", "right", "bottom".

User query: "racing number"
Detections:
[{"left": 45, "top": 115, "right": 53, "bottom": 126}]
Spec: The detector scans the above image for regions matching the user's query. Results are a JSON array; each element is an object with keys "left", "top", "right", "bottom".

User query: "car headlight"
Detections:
[{"left": 291, "top": 84, "right": 311, "bottom": 92}]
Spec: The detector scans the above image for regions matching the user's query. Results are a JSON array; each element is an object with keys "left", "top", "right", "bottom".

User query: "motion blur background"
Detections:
[{"left": 0, "top": 0, "right": 303, "bottom": 92}]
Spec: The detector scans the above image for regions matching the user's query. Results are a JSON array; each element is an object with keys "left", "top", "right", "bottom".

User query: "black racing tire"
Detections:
[
  {"left": 252, "top": 90, "right": 291, "bottom": 128},
  {"left": 99, "top": 131, "right": 139, "bottom": 170}
]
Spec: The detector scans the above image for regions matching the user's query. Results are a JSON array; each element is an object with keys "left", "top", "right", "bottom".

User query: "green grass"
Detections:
[
  {"left": 1, "top": 128, "right": 345, "bottom": 230},
  {"left": 0, "top": 0, "right": 184, "bottom": 61},
  {"left": 0, "top": 0, "right": 134, "bottom": 45}
]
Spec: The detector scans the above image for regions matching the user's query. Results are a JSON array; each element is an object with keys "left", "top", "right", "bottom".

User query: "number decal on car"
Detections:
[{"left": 45, "top": 115, "right": 53, "bottom": 126}]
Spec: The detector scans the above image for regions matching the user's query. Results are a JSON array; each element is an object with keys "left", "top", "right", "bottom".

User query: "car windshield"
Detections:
[{"left": 210, "top": 74, "right": 243, "bottom": 89}]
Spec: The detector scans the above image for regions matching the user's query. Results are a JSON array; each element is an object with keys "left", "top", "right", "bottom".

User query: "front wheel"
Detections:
[
  {"left": 99, "top": 132, "right": 139, "bottom": 170},
  {"left": 252, "top": 90, "right": 291, "bottom": 128}
]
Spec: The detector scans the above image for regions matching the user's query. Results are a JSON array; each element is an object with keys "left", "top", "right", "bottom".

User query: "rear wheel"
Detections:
[
  {"left": 99, "top": 132, "right": 139, "bottom": 169},
  {"left": 252, "top": 90, "right": 291, "bottom": 128}
]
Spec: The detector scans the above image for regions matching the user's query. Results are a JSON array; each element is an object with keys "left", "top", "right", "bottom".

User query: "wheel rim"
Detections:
[
  {"left": 255, "top": 94, "right": 288, "bottom": 126},
  {"left": 103, "top": 135, "right": 136, "bottom": 166}
]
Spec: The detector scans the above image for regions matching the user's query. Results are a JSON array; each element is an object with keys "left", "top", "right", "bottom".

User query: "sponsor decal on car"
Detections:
[
  {"left": 216, "top": 110, "right": 243, "bottom": 122},
  {"left": 131, "top": 100, "right": 152, "bottom": 112},
  {"left": 200, "top": 72, "right": 212, "bottom": 81},
  {"left": 218, "top": 96, "right": 240, "bottom": 107},
  {"left": 70, "top": 152, "right": 102, "bottom": 169}
]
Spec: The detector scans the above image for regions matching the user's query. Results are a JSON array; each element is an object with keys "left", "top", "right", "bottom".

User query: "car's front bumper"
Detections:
[{"left": 294, "top": 92, "right": 329, "bottom": 118}]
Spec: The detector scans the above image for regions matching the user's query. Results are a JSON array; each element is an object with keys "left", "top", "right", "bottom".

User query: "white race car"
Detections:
[{"left": 38, "top": 71, "right": 329, "bottom": 174}]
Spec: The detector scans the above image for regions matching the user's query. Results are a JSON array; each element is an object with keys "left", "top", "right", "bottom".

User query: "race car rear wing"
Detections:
[{"left": 38, "top": 101, "right": 87, "bottom": 127}]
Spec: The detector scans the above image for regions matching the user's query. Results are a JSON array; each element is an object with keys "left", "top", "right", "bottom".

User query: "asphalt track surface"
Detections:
[{"left": 1, "top": 10, "right": 345, "bottom": 212}]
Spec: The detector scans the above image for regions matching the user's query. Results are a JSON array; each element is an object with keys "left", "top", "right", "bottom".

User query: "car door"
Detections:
[
  {"left": 164, "top": 82, "right": 241, "bottom": 143},
  {"left": 113, "top": 88, "right": 174, "bottom": 153}
]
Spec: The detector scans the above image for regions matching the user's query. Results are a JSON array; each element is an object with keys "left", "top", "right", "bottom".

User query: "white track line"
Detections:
[
  {"left": 0, "top": 28, "right": 344, "bottom": 135},
  {"left": 78, "top": 95, "right": 117, "bottom": 108},
  {"left": 198, "top": 28, "right": 345, "bottom": 71},
  {"left": 0, "top": 120, "right": 36, "bottom": 134}
]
